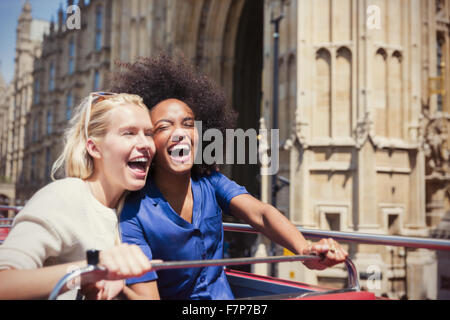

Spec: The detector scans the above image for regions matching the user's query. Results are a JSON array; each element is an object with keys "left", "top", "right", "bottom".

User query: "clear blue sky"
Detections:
[{"left": 0, "top": 0, "right": 65, "bottom": 84}]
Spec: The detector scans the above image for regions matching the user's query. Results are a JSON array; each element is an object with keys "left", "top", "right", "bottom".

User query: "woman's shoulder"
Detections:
[
  {"left": 197, "top": 171, "right": 236, "bottom": 190},
  {"left": 40, "top": 177, "right": 85, "bottom": 190},
  {"left": 198, "top": 171, "right": 249, "bottom": 207},
  {"left": 198, "top": 171, "right": 226, "bottom": 185},
  {"left": 29, "top": 178, "right": 86, "bottom": 201},
  {"left": 17, "top": 178, "right": 87, "bottom": 220},
  {"left": 121, "top": 187, "right": 150, "bottom": 221}
]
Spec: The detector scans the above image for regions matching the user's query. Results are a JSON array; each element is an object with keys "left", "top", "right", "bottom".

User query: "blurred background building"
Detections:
[{"left": 0, "top": 0, "right": 449, "bottom": 299}]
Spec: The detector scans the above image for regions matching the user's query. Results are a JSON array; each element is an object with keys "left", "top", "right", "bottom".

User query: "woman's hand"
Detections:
[
  {"left": 79, "top": 243, "right": 160, "bottom": 299},
  {"left": 98, "top": 244, "right": 154, "bottom": 281},
  {"left": 81, "top": 280, "right": 125, "bottom": 300},
  {"left": 301, "top": 238, "right": 348, "bottom": 270}
]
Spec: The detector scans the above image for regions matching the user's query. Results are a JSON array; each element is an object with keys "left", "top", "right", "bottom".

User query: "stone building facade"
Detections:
[
  {"left": 0, "top": 74, "right": 15, "bottom": 208},
  {"left": 0, "top": 2, "right": 48, "bottom": 208},
  {"left": 1, "top": 0, "right": 449, "bottom": 299},
  {"left": 20, "top": 0, "right": 112, "bottom": 200}
]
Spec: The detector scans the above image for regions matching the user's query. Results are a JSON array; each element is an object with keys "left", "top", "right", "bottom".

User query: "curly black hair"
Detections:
[{"left": 108, "top": 54, "right": 237, "bottom": 177}]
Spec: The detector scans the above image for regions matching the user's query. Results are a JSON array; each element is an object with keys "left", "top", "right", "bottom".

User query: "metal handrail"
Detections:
[
  {"left": 149, "top": 255, "right": 360, "bottom": 291},
  {"left": 0, "top": 206, "right": 22, "bottom": 213},
  {"left": 223, "top": 222, "right": 450, "bottom": 251},
  {"left": 49, "top": 253, "right": 360, "bottom": 299},
  {"left": 0, "top": 219, "right": 13, "bottom": 245},
  {"left": 2, "top": 205, "right": 449, "bottom": 251},
  {"left": 0, "top": 202, "right": 446, "bottom": 298},
  {"left": 48, "top": 265, "right": 106, "bottom": 300}
]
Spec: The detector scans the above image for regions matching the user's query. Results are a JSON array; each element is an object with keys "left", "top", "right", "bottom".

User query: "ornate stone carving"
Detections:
[
  {"left": 355, "top": 111, "right": 372, "bottom": 148},
  {"left": 282, "top": 106, "right": 308, "bottom": 150},
  {"left": 422, "top": 111, "right": 450, "bottom": 176}
]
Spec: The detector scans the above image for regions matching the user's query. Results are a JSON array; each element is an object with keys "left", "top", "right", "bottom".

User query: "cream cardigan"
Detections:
[{"left": 0, "top": 178, "right": 121, "bottom": 299}]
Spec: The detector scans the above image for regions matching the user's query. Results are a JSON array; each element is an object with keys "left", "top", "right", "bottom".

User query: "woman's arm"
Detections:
[
  {"left": 121, "top": 281, "right": 160, "bottom": 300},
  {"left": 0, "top": 244, "right": 154, "bottom": 300},
  {"left": 229, "top": 194, "right": 348, "bottom": 270},
  {"left": 0, "top": 260, "right": 86, "bottom": 300},
  {"left": 229, "top": 194, "right": 308, "bottom": 254}
]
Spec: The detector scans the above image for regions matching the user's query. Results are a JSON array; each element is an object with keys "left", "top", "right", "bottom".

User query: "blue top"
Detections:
[{"left": 119, "top": 172, "right": 249, "bottom": 300}]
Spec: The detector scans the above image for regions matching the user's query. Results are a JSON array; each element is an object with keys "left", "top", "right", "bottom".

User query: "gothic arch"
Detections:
[
  {"left": 279, "top": 56, "right": 288, "bottom": 141},
  {"left": 230, "top": 0, "right": 263, "bottom": 195},
  {"left": 171, "top": 0, "right": 206, "bottom": 59},
  {"left": 139, "top": 17, "right": 147, "bottom": 57},
  {"left": 129, "top": 19, "right": 137, "bottom": 60},
  {"left": 171, "top": 0, "right": 263, "bottom": 194},
  {"left": 221, "top": 0, "right": 247, "bottom": 100},
  {"left": 373, "top": 48, "right": 388, "bottom": 137},
  {"left": 195, "top": 0, "right": 213, "bottom": 68},
  {"left": 388, "top": 50, "right": 403, "bottom": 139},
  {"left": 376, "top": 47, "right": 388, "bottom": 59},
  {"left": 171, "top": 0, "right": 248, "bottom": 91},
  {"left": 287, "top": 53, "right": 297, "bottom": 139},
  {"left": 314, "top": 48, "right": 331, "bottom": 138},
  {"left": 334, "top": 47, "right": 352, "bottom": 138}
]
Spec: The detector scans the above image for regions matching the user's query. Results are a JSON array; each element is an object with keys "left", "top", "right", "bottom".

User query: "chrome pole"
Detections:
[
  {"left": 151, "top": 255, "right": 320, "bottom": 271},
  {"left": 49, "top": 250, "right": 106, "bottom": 300},
  {"left": 0, "top": 205, "right": 23, "bottom": 213},
  {"left": 49, "top": 254, "right": 360, "bottom": 300},
  {"left": 49, "top": 265, "right": 92, "bottom": 300},
  {"left": 152, "top": 255, "right": 359, "bottom": 291},
  {"left": 223, "top": 222, "right": 450, "bottom": 251}
]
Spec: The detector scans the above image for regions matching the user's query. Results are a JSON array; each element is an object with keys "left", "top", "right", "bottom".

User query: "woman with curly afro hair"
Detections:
[{"left": 111, "top": 54, "right": 348, "bottom": 300}]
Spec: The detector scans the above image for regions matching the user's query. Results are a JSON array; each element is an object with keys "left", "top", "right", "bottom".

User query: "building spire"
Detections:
[
  {"left": 23, "top": 0, "right": 32, "bottom": 13},
  {"left": 17, "top": 0, "right": 32, "bottom": 43},
  {"left": 19, "top": 0, "right": 32, "bottom": 20},
  {"left": 58, "top": 2, "right": 64, "bottom": 32},
  {"left": 50, "top": 15, "right": 55, "bottom": 35},
  {"left": 0, "top": 60, "right": 6, "bottom": 90}
]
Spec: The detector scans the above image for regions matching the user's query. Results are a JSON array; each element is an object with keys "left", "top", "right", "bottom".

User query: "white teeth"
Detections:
[
  {"left": 170, "top": 144, "right": 190, "bottom": 152},
  {"left": 130, "top": 157, "right": 148, "bottom": 163}
]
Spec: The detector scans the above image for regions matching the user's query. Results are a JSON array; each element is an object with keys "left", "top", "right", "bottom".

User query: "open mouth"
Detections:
[
  {"left": 168, "top": 143, "right": 192, "bottom": 164},
  {"left": 127, "top": 156, "right": 149, "bottom": 177}
]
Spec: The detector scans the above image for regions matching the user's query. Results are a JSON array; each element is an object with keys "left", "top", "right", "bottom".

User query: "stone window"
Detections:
[
  {"left": 32, "top": 118, "right": 39, "bottom": 142},
  {"left": 31, "top": 154, "right": 36, "bottom": 180},
  {"left": 325, "top": 213, "right": 341, "bottom": 231},
  {"left": 49, "top": 62, "right": 55, "bottom": 92},
  {"left": 46, "top": 110, "right": 52, "bottom": 135},
  {"left": 437, "top": 34, "right": 445, "bottom": 112},
  {"left": 335, "top": 47, "right": 352, "bottom": 138},
  {"left": 318, "top": 204, "right": 349, "bottom": 232},
  {"left": 381, "top": 206, "right": 404, "bottom": 235},
  {"left": 69, "top": 39, "right": 75, "bottom": 75},
  {"left": 45, "top": 147, "right": 51, "bottom": 181},
  {"left": 95, "top": 6, "right": 103, "bottom": 51},
  {"left": 33, "top": 80, "right": 40, "bottom": 104},
  {"left": 94, "top": 70, "right": 100, "bottom": 91},
  {"left": 314, "top": 48, "right": 331, "bottom": 138},
  {"left": 66, "top": 92, "right": 73, "bottom": 121}
]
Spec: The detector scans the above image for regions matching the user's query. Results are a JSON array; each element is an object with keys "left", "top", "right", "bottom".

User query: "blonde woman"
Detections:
[{"left": 0, "top": 92, "right": 156, "bottom": 300}]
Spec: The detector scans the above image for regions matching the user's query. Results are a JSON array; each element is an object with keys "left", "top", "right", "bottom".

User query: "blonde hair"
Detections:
[{"left": 51, "top": 92, "right": 148, "bottom": 183}]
